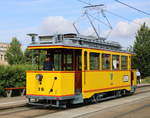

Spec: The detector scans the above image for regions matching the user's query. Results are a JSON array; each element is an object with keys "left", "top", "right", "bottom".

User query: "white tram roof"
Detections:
[{"left": 28, "top": 33, "right": 131, "bottom": 53}]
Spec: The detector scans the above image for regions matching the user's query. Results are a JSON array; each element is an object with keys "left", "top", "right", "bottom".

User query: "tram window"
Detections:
[
  {"left": 84, "top": 52, "right": 87, "bottom": 70},
  {"left": 131, "top": 56, "right": 136, "bottom": 69},
  {"left": 30, "top": 50, "right": 47, "bottom": 70},
  {"left": 78, "top": 55, "right": 82, "bottom": 70},
  {"left": 121, "top": 56, "right": 128, "bottom": 70},
  {"left": 112, "top": 55, "right": 120, "bottom": 70},
  {"left": 54, "top": 53, "right": 62, "bottom": 71},
  {"left": 64, "top": 53, "right": 73, "bottom": 70},
  {"left": 90, "top": 53, "right": 99, "bottom": 70},
  {"left": 102, "top": 54, "right": 110, "bottom": 70}
]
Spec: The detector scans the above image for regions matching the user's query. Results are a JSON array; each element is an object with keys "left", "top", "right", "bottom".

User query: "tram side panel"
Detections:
[
  {"left": 60, "top": 72, "right": 75, "bottom": 96},
  {"left": 26, "top": 71, "right": 75, "bottom": 98},
  {"left": 26, "top": 72, "right": 61, "bottom": 97},
  {"left": 82, "top": 71, "right": 131, "bottom": 99},
  {"left": 131, "top": 69, "right": 137, "bottom": 89}
]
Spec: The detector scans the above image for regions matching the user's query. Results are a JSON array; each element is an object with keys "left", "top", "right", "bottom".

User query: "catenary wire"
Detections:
[{"left": 115, "top": 0, "right": 150, "bottom": 16}]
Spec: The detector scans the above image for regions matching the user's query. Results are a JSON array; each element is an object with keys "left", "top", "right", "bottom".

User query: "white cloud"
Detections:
[
  {"left": 2, "top": 16, "right": 149, "bottom": 50},
  {"left": 39, "top": 16, "right": 150, "bottom": 48},
  {"left": 39, "top": 16, "right": 76, "bottom": 35},
  {"left": 108, "top": 17, "right": 150, "bottom": 47}
]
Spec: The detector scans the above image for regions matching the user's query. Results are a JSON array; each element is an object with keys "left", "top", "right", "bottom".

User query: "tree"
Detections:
[
  {"left": 24, "top": 49, "right": 46, "bottom": 67},
  {"left": 133, "top": 23, "right": 150, "bottom": 77},
  {"left": 24, "top": 49, "right": 33, "bottom": 64},
  {"left": 6, "top": 37, "right": 24, "bottom": 65},
  {"left": 127, "top": 45, "right": 133, "bottom": 53}
]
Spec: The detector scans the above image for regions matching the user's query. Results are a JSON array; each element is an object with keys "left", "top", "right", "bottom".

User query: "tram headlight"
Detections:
[{"left": 35, "top": 74, "right": 43, "bottom": 81}]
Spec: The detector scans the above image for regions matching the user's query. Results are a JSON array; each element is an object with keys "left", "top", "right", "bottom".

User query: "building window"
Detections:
[
  {"left": 121, "top": 56, "right": 128, "bottom": 70},
  {"left": 90, "top": 53, "right": 100, "bottom": 70},
  {"left": 102, "top": 54, "right": 110, "bottom": 70},
  {"left": 4, "top": 55, "right": 7, "bottom": 61},
  {"left": 112, "top": 55, "right": 120, "bottom": 70},
  {"left": 1, "top": 55, "right": 3, "bottom": 61}
]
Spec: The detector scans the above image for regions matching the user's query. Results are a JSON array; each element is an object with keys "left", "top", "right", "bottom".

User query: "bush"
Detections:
[
  {"left": 142, "top": 77, "right": 150, "bottom": 84},
  {"left": 0, "top": 65, "right": 34, "bottom": 96}
]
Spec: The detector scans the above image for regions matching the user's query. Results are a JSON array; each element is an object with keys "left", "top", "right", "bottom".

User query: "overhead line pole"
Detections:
[
  {"left": 85, "top": 11, "right": 101, "bottom": 40},
  {"left": 73, "top": 23, "right": 80, "bottom": 35}
]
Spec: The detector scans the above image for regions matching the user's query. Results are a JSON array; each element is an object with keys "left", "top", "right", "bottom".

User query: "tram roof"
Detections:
[{"left": 27, "top": 33, "right": 132, "bottom": 54}]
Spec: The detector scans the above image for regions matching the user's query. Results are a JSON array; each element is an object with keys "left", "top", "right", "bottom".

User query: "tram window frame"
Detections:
[
  {"left": 121, "top": 56, "right": 128, "bottom": 70},
  {"left": 90, "top": 52, "right": 100, "bottom": 70},
  {"left": 84, "top": 51, "right": 88, "bottom": 70},
  {"left": 102, "top": 54, "right": 110, "bottom": 70},
  {"left": 112, "top": 55, "right": 120, "bottom": 70}
]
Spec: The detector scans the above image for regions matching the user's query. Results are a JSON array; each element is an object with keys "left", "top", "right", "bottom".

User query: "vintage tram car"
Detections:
[{"left": 26, "top": 33, "right": 137, "bottom": 108}]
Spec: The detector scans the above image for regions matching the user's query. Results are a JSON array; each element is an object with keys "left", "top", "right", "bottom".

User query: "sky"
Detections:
[{"left": 0, "top": 0, "right": 150, "bottom": 50}]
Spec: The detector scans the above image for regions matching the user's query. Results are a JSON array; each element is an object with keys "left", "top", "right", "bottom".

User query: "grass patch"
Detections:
[{"left": 142, "top": 76, "right": 150, "bottom": 83}]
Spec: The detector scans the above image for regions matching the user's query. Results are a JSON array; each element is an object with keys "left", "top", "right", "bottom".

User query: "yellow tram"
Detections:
[{"left": 26, "top": 33, "right": 137, "bottom": 108}]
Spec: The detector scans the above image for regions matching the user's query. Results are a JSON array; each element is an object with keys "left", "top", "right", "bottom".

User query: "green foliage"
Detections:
[
  {"left": 127, "top": 45, "right": 133, "bottom": 53},
  {"left": 142, "top": 77, "right": 150, "bottom": 83},
  {"left": 24, "top": 49, "right": 46, "bottom": 69},
  {"left": 24, "top": 49, "right": 33, "bottom": 64},
  {"left": 0, "top": 65, "right": 34, "bottom": 95},
  {"left": 6, "top": 37, "right": 24, "bottom": 65},
  {"left": 133, "top": 23, "right": 150, "bottom": 77}
]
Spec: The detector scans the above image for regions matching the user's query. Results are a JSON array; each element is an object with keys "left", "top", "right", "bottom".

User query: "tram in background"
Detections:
[{"left": 26, "top": 33, "right": 137, "bottom": 108}]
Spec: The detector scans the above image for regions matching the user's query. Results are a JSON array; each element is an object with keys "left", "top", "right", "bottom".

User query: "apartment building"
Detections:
[{"left": 0, "top": 43, "right": 9, "bottom": 65}]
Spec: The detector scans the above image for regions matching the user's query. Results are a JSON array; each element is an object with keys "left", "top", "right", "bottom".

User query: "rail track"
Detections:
[
  {"left": 0, "top": 86, "right": 149, "bottom": 118},
  {"left": 0, "top": 105, "right": 61, "bottom": 118}
]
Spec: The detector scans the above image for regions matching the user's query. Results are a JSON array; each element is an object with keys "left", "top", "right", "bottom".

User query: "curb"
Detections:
[{"left": 137, "top": 84, "right": 150, "bottom": 88}]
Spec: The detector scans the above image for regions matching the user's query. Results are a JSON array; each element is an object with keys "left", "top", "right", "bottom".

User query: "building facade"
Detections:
[{"left": 0, "top": 43, "right": 9, "bottom": 65}]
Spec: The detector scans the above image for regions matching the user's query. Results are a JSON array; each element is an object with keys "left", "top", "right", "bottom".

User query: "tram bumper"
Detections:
[
  {"left": 26, "top": 94, "right": 75, "bottom": 108},
  {"left": 26, "top": 94, "right": 75, "bottom": 100}
]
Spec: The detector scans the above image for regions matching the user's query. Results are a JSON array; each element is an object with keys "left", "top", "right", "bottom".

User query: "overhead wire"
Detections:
[
  {"left": 114, "top": 0, "right": 150, "bottom": 16},
  {"left": 105, "top": 10, "right": 142, "bottom": 26},
  {"left": 77, "top": 0, "right": 113, "bottom": 38},
  {"left": 105, "top": 11, "right": 150, "bottom": 37},
  {"left": 76, "top": 0, "right": 150, "bottom": 37},
  {"left": 77, "top": 0, "right": 148, "bottom": 26},
  {"left": 77, "top": 0, "right": 91, "bottom": 6}
]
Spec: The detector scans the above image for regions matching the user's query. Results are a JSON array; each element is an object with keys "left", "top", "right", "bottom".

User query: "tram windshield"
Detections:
[{"left": 30, "top": 48, "right": 82, "bottom": 71}]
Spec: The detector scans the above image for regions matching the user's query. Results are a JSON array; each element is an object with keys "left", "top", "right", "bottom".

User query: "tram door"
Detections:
[
  {"left": 74, "top": 50, "right": 82, "bottom": 94},
  {"left": 131, "top": 71, "right": 134, "bottom": 86}
]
